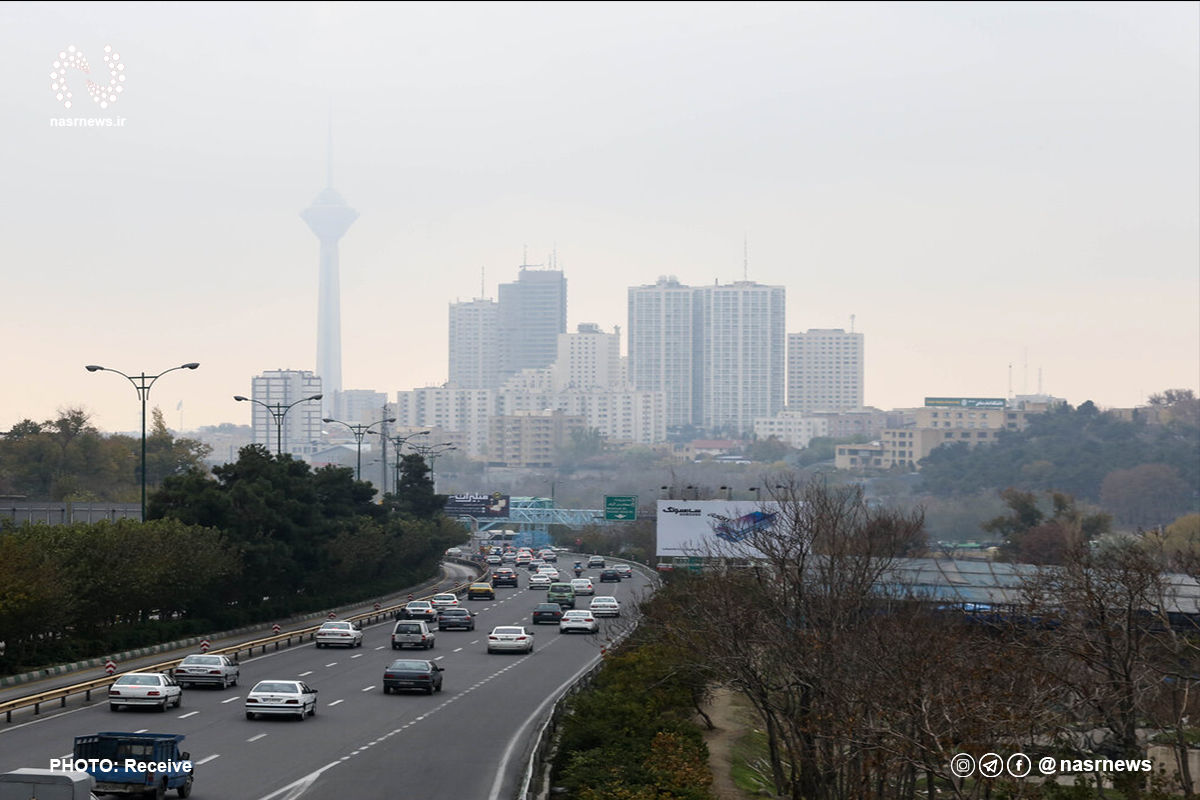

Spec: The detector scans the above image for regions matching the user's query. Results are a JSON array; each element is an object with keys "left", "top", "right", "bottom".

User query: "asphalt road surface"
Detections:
[{"left": 0, "top": 561, "right": 653, "bottom": 800}]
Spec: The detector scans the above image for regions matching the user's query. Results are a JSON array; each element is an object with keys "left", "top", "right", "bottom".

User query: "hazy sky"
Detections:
[{"left": 2, "top": 2, "right": 1197, "bottom": 434}]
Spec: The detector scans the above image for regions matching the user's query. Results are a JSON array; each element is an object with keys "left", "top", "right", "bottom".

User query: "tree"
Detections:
[
  {"left": 387, "top": 453, "right": 444, "bottom": 518},
  {"left": 1101, "top": 463, "right": 1193, "bottom": 528}
]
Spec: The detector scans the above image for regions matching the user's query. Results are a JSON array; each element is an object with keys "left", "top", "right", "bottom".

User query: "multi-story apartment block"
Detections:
[
  {"left": 335, "top": 389, "right": 389, "bottom": 426},
  {"left": 497, "top": 267, "right": 566, "bottom": 384},
  {"left": 448, "top": 298, "right": 499, "bottom": 389},
  {"left": 553, "top": 323, "right": 622, "bottom": 391},
  {"left": 488, "top": 410, "right": 586, "bottom": 468},
  {"left": 695, "top": 281, "right": 786, "bottom": 433},
  {"left": 752, "top": 411, "right": 830, "bottom": 449},
  {"left": 393, "top": 387, "right": 496, "bottom": 458},
  {"left": 627, "top": 276, "right": 698, "bottom": 430},
  {"left": 787, "top": 329, "right": 864, "bottom": 412},
  {"left": 248, "top": 369, "right": 324, "bottom": 457}
]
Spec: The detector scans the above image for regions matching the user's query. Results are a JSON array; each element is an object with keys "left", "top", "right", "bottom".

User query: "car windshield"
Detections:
[
  {"left": 434, "top": 595, "right": 455, "bottom": 601},
  {"left": 493, "top": 627, "right": 524, "bottom": 635},
  {"left": 253, "top": 682, "right": 299, "bottom": 693},
  {"left": 388, "top": 660, "right": 430, "bottom": 671},
  {"left": 181, "top": 656, "right": 220, "bottom": 665},
  {"left": 321, "top": 622, "right": 351, "bottom": 629},
  {"left": 115, "top": 675, "right": 161, "bottom": 685},
  {"left": 563, "top": 611, "right": 590, "bottom": 619},
  {"left": 407, "top": 602, "right": 431, "bottom": 608},
  {"left": 443, "top": 609, "right": 468, "bottom": 616}
]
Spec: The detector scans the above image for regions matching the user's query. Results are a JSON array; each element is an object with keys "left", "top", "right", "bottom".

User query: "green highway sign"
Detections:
[{"left": 604, "top": 495, "right": 638, "bottom": 521}]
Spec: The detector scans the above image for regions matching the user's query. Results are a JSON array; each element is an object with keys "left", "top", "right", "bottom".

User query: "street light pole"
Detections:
[
  {"left": 374, "top": 430, "right": 430, "bottom": 494},
  {"left": 86, "top": 362, "right": 200, "bottom": 521},
  {"left": 234, "top": 394, "right": 323, "bottom": 456},
  {"left": 323, "top": 416, "right": 396, "bottom": 481}
]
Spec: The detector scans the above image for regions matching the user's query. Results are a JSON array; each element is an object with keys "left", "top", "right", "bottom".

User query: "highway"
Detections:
[{"left": 0, "top": 560, "right": 654, "bottom": 800}]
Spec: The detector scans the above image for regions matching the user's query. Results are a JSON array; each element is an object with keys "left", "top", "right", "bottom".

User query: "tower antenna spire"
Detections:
[
  {"left": 480, "top": 266, "right": 485, "bottom": 299},
  {"left": 326, "top": 104, "right": 334, "bottom": 188}
]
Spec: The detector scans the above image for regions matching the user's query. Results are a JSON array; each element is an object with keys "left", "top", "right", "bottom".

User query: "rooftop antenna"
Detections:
[
  {"left": 480, "top": 266, "right": 485, "bottom": 300},
  {"left": 743, "top": 233, "right": 748, "bottom": 281},
  {"left": 326, "top": 103, "right": 334, "bottom": 188},
  {"left": 518, "top": 243, "right": 543, "bottom": 271},
  {"left": 1008, "top": 362, "right": 1013, "bottom": 400},
  {"left": 849, "top": 313, "right": 856, "bottom": 333}
]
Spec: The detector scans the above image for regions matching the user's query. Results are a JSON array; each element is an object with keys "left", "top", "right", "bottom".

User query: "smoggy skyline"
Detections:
[{"left": 2, "top": 2, "right": 1197, "bottom": 434}]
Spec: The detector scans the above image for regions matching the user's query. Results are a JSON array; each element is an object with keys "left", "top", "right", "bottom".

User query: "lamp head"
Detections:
[
  {"left": 182, "top": 362, "right": 200, "bottom": 370},
  {"left": 85, "top": 365, "right": 104, "bottom": 372},
  {"left": 234, "top": 395, "right": 249, "bottom": 402},
  {"left": 311, "top": 394, "right": 324, "bottom": 401},
  {"left": 322, "top": 418, "right": 335, "bottom": 424},
  {"left": 386, "top": 417, "right": 397, "bottom": 423}
]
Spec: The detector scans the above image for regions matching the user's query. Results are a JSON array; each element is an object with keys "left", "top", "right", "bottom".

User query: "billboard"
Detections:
[
  {"left": 444, "top": 492, "right": 510, "bottom": 518},
  {"left": 656, "top": 500, "right": 782, "bottom": 558},
  {"left": 924, "top": 397, "right": 1007, "bottom": 409}
]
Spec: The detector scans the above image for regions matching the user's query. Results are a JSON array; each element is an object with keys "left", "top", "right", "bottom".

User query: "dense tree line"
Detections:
[
  {"left": 919, "top": 392, "right": 1200, "bottom": 526},
  {"left": 0, "top": 445, "right": 464, "bottom": 674},
  {"left": 0, "top": 408, "right": 209, "bottom": 502},
  {"left": 639, "top": 480, "right": 1200, "bottom": 799}
]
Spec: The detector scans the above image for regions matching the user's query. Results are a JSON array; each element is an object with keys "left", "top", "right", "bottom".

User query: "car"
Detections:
[
  {"left": 437, "top": 608, "right": 476, "bottom": 631},
  {"left": 587, "top": 555, "right": 606, "bottom": 568},
  {"left": 445, "top": 546, "right": 463, "bottom": 557},
  {"left": 398, "top": 601, "right": 439, "bottom": 623},
  {"left": 315, "top": 620, "right": 364, "bottom": 648},
  {"left": 532, "top": 603, "right": 565, "bottom": 624},
  {"left": 501, "top": 551, "right": 516, "bottom": 563},
  {"left": 173, "top": 653, "right": 239, "bottom": 688},
  {"left": 614, "top": 564, "right": 633, "bottom": 579},
  {"left": 487, "top": 626, "right": 535, "bottom": 654},
  {"left": 430, "top": 593, "right": 460, "bottom": 610},
  {"left": 538, "top": 567, "right": 561, "bottom": 581},
  {"left": 547, "top": 582, "right": 576, "bottom": 608},
  {"left": 598, "top": 568, "right": 622, "bottom": 583},
  {"left": 590, "top": 596, "right": 621, "bottom": 617},
  {"left": 486, "top": 554, "right": 502, "bottom": 565},
  {"left": 245, "top": 679, "right": 317, "bottom": 720},
  {"left": 392, "top": 620, "right": 436, "bottom": 649},
  {"left": 540, "top": 550, "right": 558, "bottom": 562},
  {"left": 528, "top": 573, "right": 553, "bottom": 589},
  {"left": 491, "top": 568, "right": 519, "bottom": 587},
  {"left": 570, "top": 578, "right": 595, "bottom": 596},
  {"left": 559, "top": 610, "right": 599, "bottom": 634},
  {"left": 467, "top": 582, "right": 495, "bottom": 600},
  {"left": 108, "top": 672, "right": 182, "bottom": 712},
  {"left": 514, "top": 553, "right": 532, "bottom": 567},
  {"left": 383, "top": 659, "right": 443, "bottom": 694}
]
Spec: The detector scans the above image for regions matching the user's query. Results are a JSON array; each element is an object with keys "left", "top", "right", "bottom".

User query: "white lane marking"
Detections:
[
  {"left": 58, "top": 753, "right": 72, "bottom": 760},
  {"left": 324, "top": 663, "right": 337, "bottom": 668},
  {"left": 178, "top": 711, "right": 199, "bottom": 719},
  {"left": 298, "top": 671, "right": 313, "bottom": 677},
  {"left": 221, "top": 696, "right": 241, "bottom": 704},
  {"left": 469, "top": 640, "right": 479, "bottom": 645},
  {"left": 248, "top": 734, "right": 267, "bottom": 742},
  {"left": 361, "top": 686, "right": 375, "bottom": 692},
  {"left": 195, "top": 754, "right": 220, "bottom": 765},
  {"left": 487, "top": 650, "right": 601, "bottom": 800},
  {"left": 351, "top": 654, "right": 364, "bottom": 659},
  {"left": 374, "top": 645, "right": 386, "bottom": 650},
  {"left": 135, "top": 729, "right": 148, "bottom": 734},
  {"left": 434, "top": 656, "right": 444, "bottom": 661},
  {"left": 328, "top": 699, "right": 344, "bottom": 707},
  {"left": 256, "top": 760, "right": 341, "bottom": 800},
  {"left": 453, "top": 647, "right": 463, "bottom": 652}
]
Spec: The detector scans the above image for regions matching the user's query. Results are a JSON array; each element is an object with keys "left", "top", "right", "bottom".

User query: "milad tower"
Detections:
[{"left": 301, "top": 133, "right": 358, "bottom": 420}]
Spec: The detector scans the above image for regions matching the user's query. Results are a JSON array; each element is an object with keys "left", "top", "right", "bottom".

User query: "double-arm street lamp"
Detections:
[
  {"left": 86, "top": 361, "right": 200, "bottom": 521},
  {"left": 324, "top": 416, "right": 396, "bottom": 481},
  {"left": 372, "top": 429, "right": 431, "bottom": 494},
  {"left": 234, "top": 393, "right": 323, "bottom": 456},
  {"left": 413, "top": 441, "right": 457, "bottom": 493}
]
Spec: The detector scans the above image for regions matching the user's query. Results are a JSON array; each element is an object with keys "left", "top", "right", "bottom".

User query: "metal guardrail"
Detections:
[{"left": 0, "top": 557, "right": 485, "bottom": 723}]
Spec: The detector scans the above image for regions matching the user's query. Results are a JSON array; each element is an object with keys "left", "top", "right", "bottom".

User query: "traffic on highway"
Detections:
[{"left": 0, "top": 552, "right": 651, "bottom": 800}]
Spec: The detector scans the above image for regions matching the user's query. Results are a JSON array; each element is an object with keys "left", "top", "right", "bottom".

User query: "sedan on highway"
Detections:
[
  {"left": 315, "top": 620, "right": 364, "bottom": 648},
  {"left": 487, "top": 626, "right": 535, "bottom": 654},
  {"left": 528, "top": 573, "right": 552, "bottom": 590},
  {"left": 245, "top": 680, "right": 318, "bottom": 720},
  {"left": 559, "top": 610, "right": 599, "bottom": 634},
  {"left": 614, "top": 564, "right": 633, "bottom": 579},
  {"left": 590, "top": 596, "right": 621, "bottom": 617},
  {"left": 570, "top": 578, "right": 594, "bottom": 596},
  {"left": 491, "top": 568, "right": 519, "bottom": 587},
  {"left": 430, "top": 593, "right": 461, "bottom": 610},
  {"left": 173, "top": 654, "right": 239, "bottom": 688},
  {"left": 467, "top": 582, "right": 495, "bottom": 600},
  {"left": 437, "top": 608, "right": 476, "bottom": 631},
  {"left": 531, "top": 603, "right": 564, "bottom": 625},
  {"left": 108, "top": 672, "right": 182, "bottom": 712},
  {"left": 383, "top": 659, "right": 444, "bottom": 695},
  {"left": 398, "top": 601, "right": 439, "bottom": 623}
]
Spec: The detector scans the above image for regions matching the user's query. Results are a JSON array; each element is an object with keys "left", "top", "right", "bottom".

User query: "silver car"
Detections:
[
  {"left": 559, "top": 610, "right": 599, "bottom": 634},
  {"left": 174, "top": 654, "right": 239, "bottom": 688},
  {"left": 315, "top": 620, "right": 364, "bottom": 648}
]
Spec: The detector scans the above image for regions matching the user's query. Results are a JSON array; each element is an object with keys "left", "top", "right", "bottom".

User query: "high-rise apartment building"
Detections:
[
  {"left": 787, "top": 329, "right": 864, "bottom": 412},
  {"left": 497, "top": 267, "right": 566, "bottom": 384},
  {"left": 248, "top": 369, "right": 324, "bottom": 456},
  {"left": 695, "top": 281, "right": 786, "bottom": 433},
  {"left": 627, "top": 276, "right": 698, "bottom": 430},
  {"left": 335, "top": 389, "right": 389, "bottom": 426},
  {"left": 448, "top": 298, "right": 499, "bottom": 389},
  {"left": 553, "top": 323, "right": 622, "bottom": 391}
]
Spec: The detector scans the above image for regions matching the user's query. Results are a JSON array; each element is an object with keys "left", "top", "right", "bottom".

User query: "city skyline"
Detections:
[{"left": 2, "top": 3, "right": 1196, "bottom": 434}]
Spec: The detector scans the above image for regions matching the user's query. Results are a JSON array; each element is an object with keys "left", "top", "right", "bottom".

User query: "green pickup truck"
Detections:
[{"left": 71, "top": 732, "right": 193, "bottom": 798}]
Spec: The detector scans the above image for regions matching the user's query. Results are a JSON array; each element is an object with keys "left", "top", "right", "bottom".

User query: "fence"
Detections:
[{"left": 0, "top": 502, "right": 141, "bottom": 525}]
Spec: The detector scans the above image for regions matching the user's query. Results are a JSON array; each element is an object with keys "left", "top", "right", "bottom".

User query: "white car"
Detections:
[
  {"left": 570, "top": 578, "right": 595, "bottom": 596},
  {"left": 559, "top": 610, "right": 598, "bottom": 634},
  {"left": 537, "top": 566, "right": 561, "bottom": 582},
  {"left": 245, "top": 680, "right": 318, "bottom": 720},
  {"left": 540, "top": 550, "right": 558, "bottom": 562},
  {"left": 315, "top": 620, "right": 364, "bottom": 648},
  {"left": 487, "top": 626, "right": 535, "bottom": 654},
  {"left": 486, "top": 554, "right": 502, "bottom": 565},
  {"left": 174, "top": 654, "right": 239, "bottom": 688},
  {"left": 108, "top": 672, "right": 182, "bottom": 712},
  {"left": 430, "top": 593, "right": 460, "bottom": 610},
  {"left": 528, "top": 573, "right": 553, "bottom": 589},
  {"left": 590, "top": 596, "right": 621, "bottom": 617}
]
